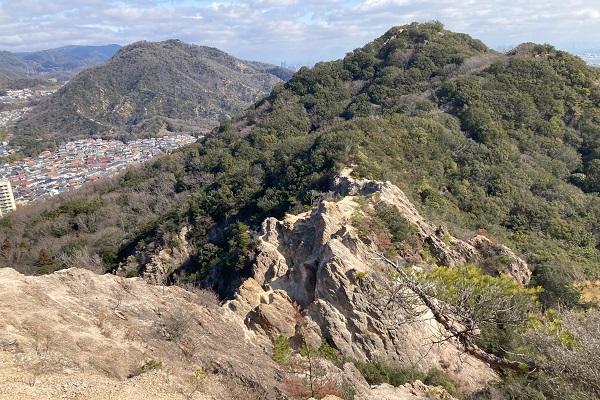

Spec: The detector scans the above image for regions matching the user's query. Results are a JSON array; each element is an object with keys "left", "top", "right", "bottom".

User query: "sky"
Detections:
[{"left": 0, "top": 0, "right": 599, "bottom": 65}]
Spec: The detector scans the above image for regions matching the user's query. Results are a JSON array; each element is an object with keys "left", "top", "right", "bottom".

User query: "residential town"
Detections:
[
  {"left": 0, "top": 86, "right": 202, "bottom": 207},
  {"left": 0, "top": 87, "right": 58, "bottom": 102},
  {"left": 1, "top": 87, "right": 59, "bottom": 128},
  {"left": 0, "top": 134, "right": 198, "bottom": 205},
  {"left": 0, "top": 106, "right": 33, "bottom": 128}
]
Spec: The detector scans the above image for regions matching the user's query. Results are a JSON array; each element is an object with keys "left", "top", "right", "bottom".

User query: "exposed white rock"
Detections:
[{"left": 231, "top": 173, "right": 532, "bottom": 392}]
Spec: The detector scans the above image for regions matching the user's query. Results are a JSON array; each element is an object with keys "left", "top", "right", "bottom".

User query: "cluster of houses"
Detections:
[
  {"left": 1, "top": 87, "right": 59, "bottom": 129},
  {"left": 1, "top": 134, "right": 197, "bottom": 205},
  {"left": 0, "top": 107, "right": 32, "bottom": 129},
  {"left": 0, "top": 88, "right": 34, "bottom": 102},
  {"left": 0, "top": 88, "right": 57, "bottom": 101}
]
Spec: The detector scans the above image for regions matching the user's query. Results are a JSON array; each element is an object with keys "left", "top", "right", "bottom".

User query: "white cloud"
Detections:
[
  {"left": 249, "top": 0, "right": 300, "bottom": 7},
  {"left": 0, "top": 0, "right": 598, "bottom": 64}
]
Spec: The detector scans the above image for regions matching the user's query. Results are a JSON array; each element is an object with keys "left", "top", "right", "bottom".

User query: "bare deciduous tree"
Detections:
[
  {"left": 59, "top": 247, "right": 104, "bottom": 273},
  {"left": 373, "top": 252, "right": 537, "bottom": 372},
  {"left": 523, "top": 309, "right": 600, "bottom": 398}
]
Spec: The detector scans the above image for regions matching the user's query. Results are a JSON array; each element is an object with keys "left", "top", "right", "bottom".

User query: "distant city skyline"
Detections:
[{"left": 1, "top": 1, "right": 599, "bottom": 66}]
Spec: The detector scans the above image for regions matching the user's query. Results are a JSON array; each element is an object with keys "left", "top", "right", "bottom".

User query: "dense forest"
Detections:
[{"left": 2, "top": 21, "right": 600, "bottom": 398}]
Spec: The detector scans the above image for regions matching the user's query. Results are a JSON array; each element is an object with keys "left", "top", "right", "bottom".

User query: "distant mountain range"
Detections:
[
  {"left": 10, "top": 40, "right": 293, "bottom": 155},
  {"left": 0, "top": 44, "right": 122, "bottom": 83}
]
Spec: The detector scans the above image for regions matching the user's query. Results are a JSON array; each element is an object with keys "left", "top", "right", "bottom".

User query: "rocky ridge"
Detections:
[
  {"left": 0, "top": 267, "right": 460, "bottom": 399},
  {"left": 228, "top": 171, "right": 532, "bottom": 391},
  {"left": 0, "top": 173, "right": 532, "bottom": 398}
]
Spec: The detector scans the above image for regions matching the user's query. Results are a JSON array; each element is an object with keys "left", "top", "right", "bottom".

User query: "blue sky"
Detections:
[{"left": 1, "top": 0, "right": 599, "bottom": 65}]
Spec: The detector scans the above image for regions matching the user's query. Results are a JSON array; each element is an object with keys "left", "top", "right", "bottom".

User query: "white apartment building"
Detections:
[{"left": 0, "top": 180, "right": 16, "bottom": 216}]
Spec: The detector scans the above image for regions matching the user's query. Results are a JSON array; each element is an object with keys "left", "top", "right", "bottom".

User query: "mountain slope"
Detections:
[
  {"left": 4, "top": 21, "right": 600, "bottom": 300},
  {"left": 0, "top": 44, "right": 121, "bottom": 82},
  {"left": 0, "top": 267, "right": 282, "bottom": 399},
  {"left": 19, "top": 44, "right": 122, "bottom": 70},
  {"left": 10, "top": 40, "right": 292, "bottom": 155},
  {"left": 0, "top": 266, "right": 466, "bottom": 399},
  {"left": 3, "top": 21, "right": 600, "bottom": 398},
  {"left": 0, "top": 51, "right": 34, "bottom": 79}
]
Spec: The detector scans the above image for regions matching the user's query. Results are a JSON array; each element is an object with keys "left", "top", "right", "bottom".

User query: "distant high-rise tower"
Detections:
[{"left": 0, "top": 180, "right": 16, "bottom": 216}]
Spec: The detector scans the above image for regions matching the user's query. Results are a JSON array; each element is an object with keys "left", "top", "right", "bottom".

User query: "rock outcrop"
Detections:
[
  {"left": 0, "top": 173, "right": 532, "bottom": 398},
  {"left": 334, "top": 170, "right": 531, "bottom": 283},
  {"left": 0, "top": 267, "right": 280, "bottom": 399},
  {"left": 229, "top": 173, "right": 532, "bottom": 392},
  {"left": 117, "top": 225, "right": 197, "bottom": 283}
]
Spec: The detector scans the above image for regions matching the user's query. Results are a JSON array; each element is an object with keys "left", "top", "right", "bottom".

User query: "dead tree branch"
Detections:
[{"left": 373, "top": 252, "right": 536, "bottom": 372}]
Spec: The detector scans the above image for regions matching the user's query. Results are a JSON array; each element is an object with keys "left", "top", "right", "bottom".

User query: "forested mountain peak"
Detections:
[
  {"left": 352, "top": 21, "right": 489, "bottom": 66},
  {"left": 113, "top": 39, "right": 244, "bottom": 71},
  {"left": 9, "top": 39, "right": 292, "bottom": 155}
]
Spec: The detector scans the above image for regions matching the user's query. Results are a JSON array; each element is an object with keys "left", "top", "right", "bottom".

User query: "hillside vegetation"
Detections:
[
  {"left": 0, "top": 44, "right": 121, "bottom": 83},
  {"left": 2, "top": 21, "right": 600, "bottom": 398},
  {"left": 9, "top": 40, "right": 293, "bottom": 155},
  {"left": 19, "top": 44, "right": 122, "bottom": 70},
  {"left": 0, "top": 51, "right": 33, "bottom": 79}
]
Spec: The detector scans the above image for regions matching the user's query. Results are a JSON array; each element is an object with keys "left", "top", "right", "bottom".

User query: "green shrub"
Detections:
[
  {"left": 353, "top": 360, "right": 389, "bottom": 385},
  {"left": 353, "top": 360, "right": 425, "bottom": 387},
  {"left": 318, "top": 339, "right": 342, "bottom": 366},
  {"left": 350, "top": 198, "right": 417, "bottom": 258},
  {"left": 424, "top": 368, "right": 462, "bottom": 398},
  {"left": 355, "top": 271, "right": 367, "bottom": 281},
  {"left": 386, "top": 365, "right": 425, "bottom": 387},
  {"left": 136, "top": 359, "right": 163, "bottom": 375},
  {"left": 272, "top": 335, "right": 291, "bottom": 365}
]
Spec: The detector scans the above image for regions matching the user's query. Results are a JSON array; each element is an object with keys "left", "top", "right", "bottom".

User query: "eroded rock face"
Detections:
[
  {"left": 333, "top": 172, "right": 531, "bottom": 283},
  {"left": 0, "top": 266, "right": 463, "bottom": 400},
  {"left": 0, "top": 267, "right": 281, "bottom": 399},
  {"left": 468, "top": 235, "right": 531, "bottom": 285},
  {"left": 232, "top": 174, "right": 532, "bottom": 392}
]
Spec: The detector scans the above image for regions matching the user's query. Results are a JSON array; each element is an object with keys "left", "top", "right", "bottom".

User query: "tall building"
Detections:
[{"left": 0, "top": 180, "right": 16, "bottom": 216}]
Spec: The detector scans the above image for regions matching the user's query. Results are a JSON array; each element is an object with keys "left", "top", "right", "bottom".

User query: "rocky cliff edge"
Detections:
[
  {"left": 228, "top": 172, "right": 532, "bottom": 392},
  {"left": 0, "top": 172, "right": 532, "bottom": 398}
]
